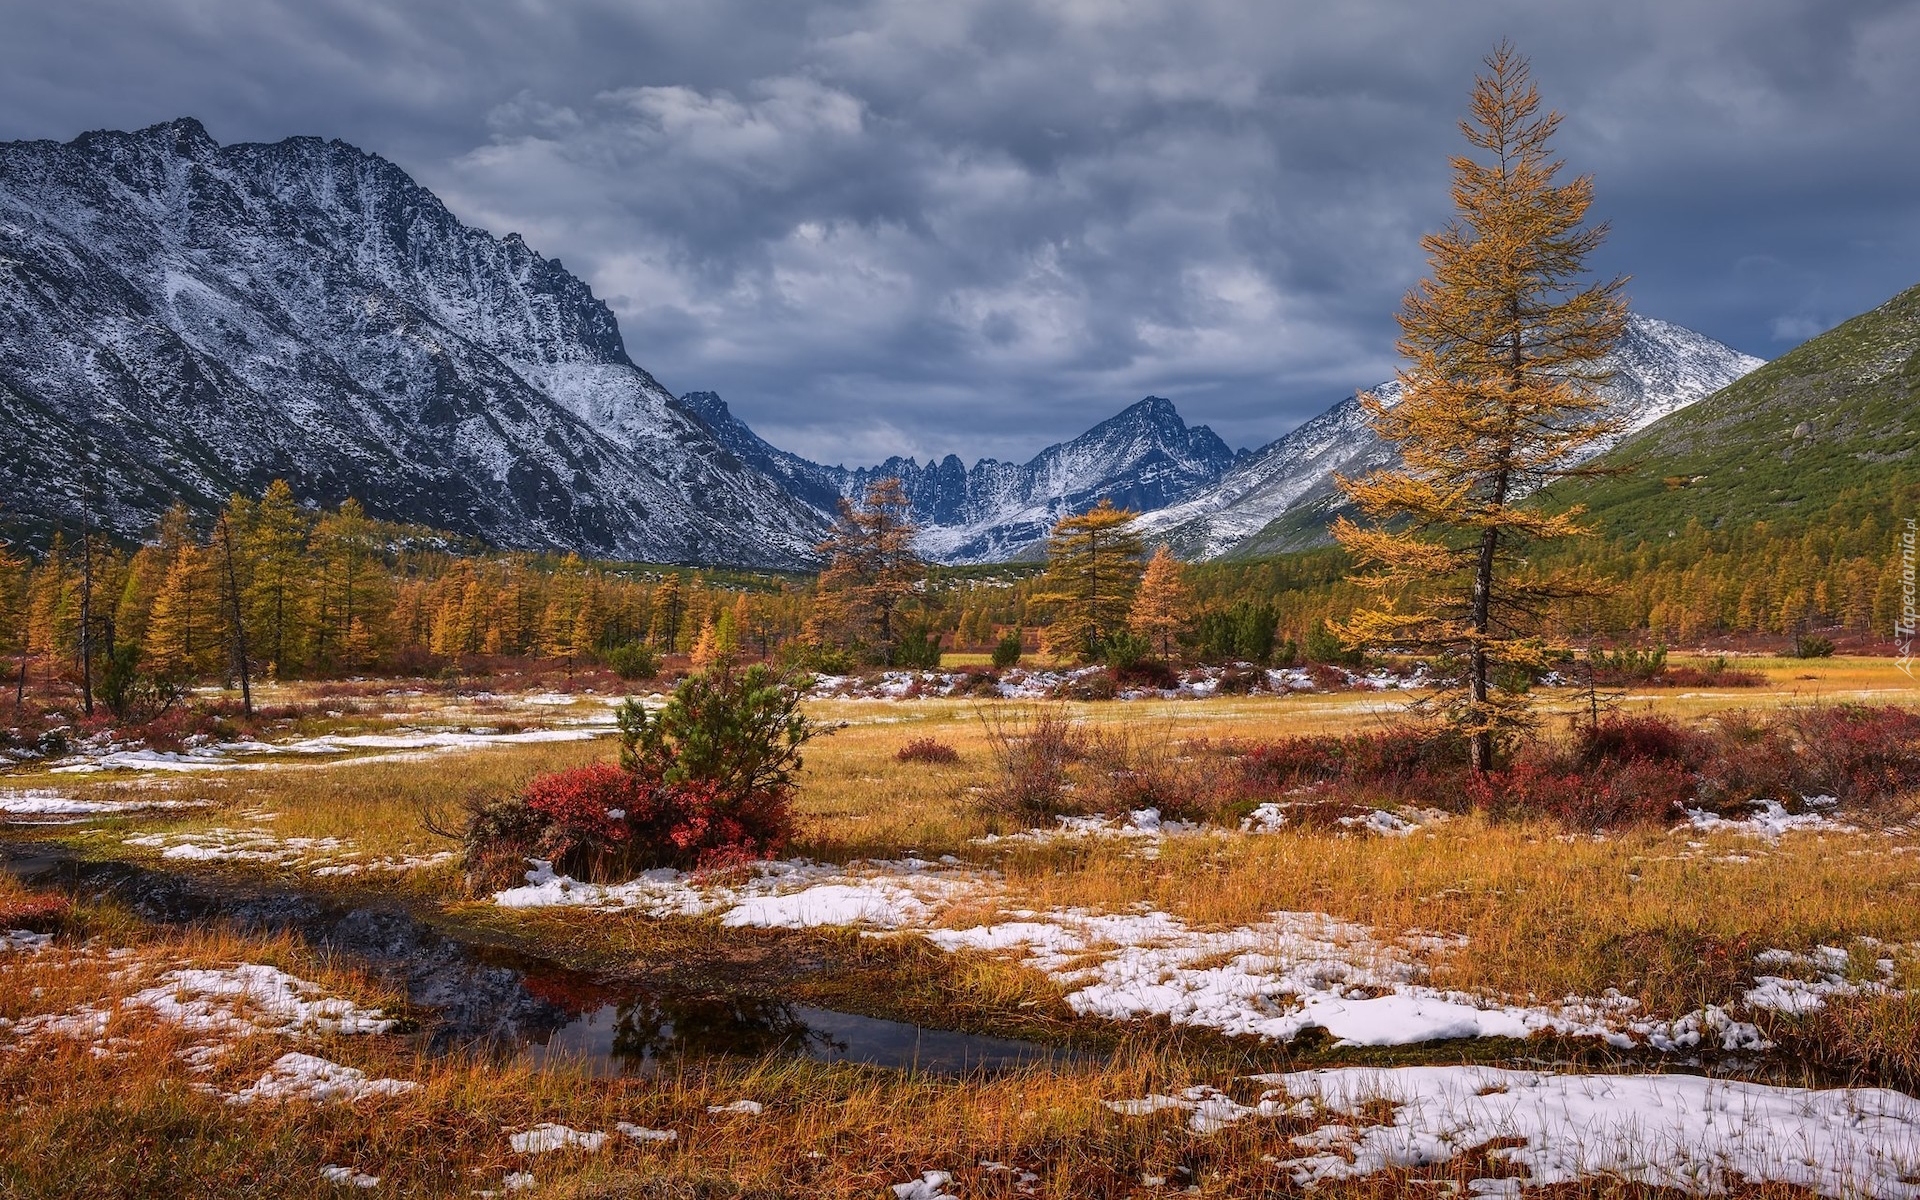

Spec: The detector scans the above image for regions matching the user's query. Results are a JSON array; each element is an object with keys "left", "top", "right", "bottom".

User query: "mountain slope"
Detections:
[
  {"left": 1562, "top": 282, "right": 1919, "bottom": 542},
  {"left": 681, "top": 393, "right": 1241, "bottom": 564},
  {"left": 1134, "top": 315, "right": 1764, "bottom": 559},
  {"left": 0, "top": 118, "right": 828, "bottom": 565}
]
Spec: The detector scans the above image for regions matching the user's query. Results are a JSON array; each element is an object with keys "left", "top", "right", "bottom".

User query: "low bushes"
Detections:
[
  {"left": 1233, "top": 726, "right": 1471, "bottom": 807},
  {"left": 1213, "top": 705, "right": 1920, "bottom": 831},
  {"left": 975, "top": 706, "right": 1092, "bottom": 820},
  {"left": 895, "top": 737, "right": 960, "bottom": 764},
  {"left": 456, "top": 664, "right": 825, "bottom": 889},
  {"left": 1472, "top": 705, "right": 1920, "bottom": 828}
]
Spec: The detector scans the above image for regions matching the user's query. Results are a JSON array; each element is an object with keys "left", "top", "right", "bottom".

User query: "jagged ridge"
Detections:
[
  {"left": 1134, "top": 315, "right": 1765, "bottom": 559},
  {"left": 0, "top": 118, "right": 828, "bottom": 565}
]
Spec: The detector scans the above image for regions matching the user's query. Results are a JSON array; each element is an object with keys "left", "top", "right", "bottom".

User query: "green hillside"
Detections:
[{"left": 1567, "top": 282, "right": 1919, "bottom": 542}]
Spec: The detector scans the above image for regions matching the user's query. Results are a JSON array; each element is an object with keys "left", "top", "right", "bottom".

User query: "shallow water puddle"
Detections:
[{"left": 527, "top": 995, "right": 1070, "bottom": 1077}]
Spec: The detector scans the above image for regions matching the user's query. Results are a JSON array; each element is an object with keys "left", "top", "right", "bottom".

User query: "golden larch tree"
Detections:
[
  {"left": 1128, "top": 542, "right": 1191, "bottom": 662},
  {"left": 1333, "top": 43, "right": 1628, "bottom": 771},
  {"left": 807, "top": 477, "right": 925, "bottom": 665},
  {"left": 1039, "top": 499, "right": 1144, "bottom": 663}
]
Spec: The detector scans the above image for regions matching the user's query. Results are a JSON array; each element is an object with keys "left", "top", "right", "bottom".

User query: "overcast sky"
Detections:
[{"left": 4, "top": 1, "right": 1917, "bottom": 464}]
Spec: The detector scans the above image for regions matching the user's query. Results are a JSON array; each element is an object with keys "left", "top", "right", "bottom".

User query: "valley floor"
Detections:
[{"left": 2, "top": 660, "right": 1918, "bottom": 1197}]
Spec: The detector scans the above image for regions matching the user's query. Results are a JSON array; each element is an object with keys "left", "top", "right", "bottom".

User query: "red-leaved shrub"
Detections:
[
  {"left": 1472, "top": 757, "right": 1693, "bottom": 828},
  {"left": 1784, "top": 705, "right": 1920, "bottom": 804},
  {"left": 896, "top": 737, "right": 961, "bottom": 764},
  {"left": 459, "top": 664, "right": 823, "bottom": 887}
]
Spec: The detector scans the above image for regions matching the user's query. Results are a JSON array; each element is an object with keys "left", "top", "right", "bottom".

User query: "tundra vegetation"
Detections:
[{"left": 2, "top": 48, "right": 1918, "bottom": 1200}]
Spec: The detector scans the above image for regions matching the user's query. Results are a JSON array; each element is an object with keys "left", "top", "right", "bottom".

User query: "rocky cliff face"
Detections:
[{"left": 0, "top": 119, "right": 828, "bottom": 565}]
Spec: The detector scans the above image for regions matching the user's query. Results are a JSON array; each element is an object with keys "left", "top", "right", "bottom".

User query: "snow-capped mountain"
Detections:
[
  {"left": 0, "top": 119, "right": 828, "bottom": 565},
  {"left": 681, "top": 393, "right": 1242, "bottom": 564},
  {"left": 1133, "top": 315, "right": 1765, "bottom": 559}
]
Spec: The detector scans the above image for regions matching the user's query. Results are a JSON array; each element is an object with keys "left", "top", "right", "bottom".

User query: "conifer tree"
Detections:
[
  {"left": 214, "top": 510, "right": 253, "bottom": 714},
  {"left": 0, "top": 542, "right": 25, "bottom": 706},
  {"left": 1128, "top": 543, "right": 1192, "bottom": 662},
  {"left": 650, "top": 573, "right": 685, "bottom": 651},
  {"left": 145, "top": 545, "right": 220, "bottom": 680},
  {"left": 807, "top": 477, "right": 925, "bottom": 664},
  {"left": 242, "top": 480, "right": 312, "bottom": 677},
  {"left": 1333, "top": 44, "right": 1627, "bottom": 771},
  {"left": 309, "top": 499, "right": 390, "bottom": 670},
  {"left": 1039, "top": 499, "right": 1144, "bottom": 662}
]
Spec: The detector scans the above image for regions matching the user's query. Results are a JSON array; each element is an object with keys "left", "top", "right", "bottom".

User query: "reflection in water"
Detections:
[
  {"left": 530, "top": 993, "right": 1071, "bottom": 1077},
  {"left": 4, "top": 845, "right": 1074, "bottom": 1078}
]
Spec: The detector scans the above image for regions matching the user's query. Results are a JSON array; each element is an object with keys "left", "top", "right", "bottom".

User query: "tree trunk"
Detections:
[
  {"left": 218, "top": 517, "right": 253, "bottom": 717},
  {"left": 78, "top": 520, "right": 93, "bottom": 717},
  {"left": 1468, "top": 522, "right": 1497, "bottom": 772}
]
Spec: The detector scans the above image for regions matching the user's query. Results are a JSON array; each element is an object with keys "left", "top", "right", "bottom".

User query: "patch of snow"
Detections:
[
  {"left": 125, "top": 828, "right": 453, "bottom": 876},
  {"left": 706, "top": 1099, "right": 764, "bottom": 1115},
  {"left": 1244, "top": 1066, "right": 1920, "bottom": 1196},
  {"left": 1682, "top": 797, "right": 1855, "bottom": 840},
  {"left": 320, "top": 1164, "right": 381, "bottom": 1188},
  {"left": 926, "top": 906, "right": 1766, "bottom": 1051},
  {"left": 225, "top": 1052, "right": 418, "bottom": 1105},
  {"left": 972, "top": 808, "right": 1208, "bottom": 848},
  {"left": 0, "top": 788, "right": 209, "bottom": 818},
  {"left": 509, "top": 1123, "right": 608, "bottom": 1153},
  {"left": 494, "top": 857, "right": 981, "bottom": 929},
  {"left": 1744, "top": 943, "right": 1904, "bottom": 1014},
  {"left": 1106, "top": 1085, "right": 1292, "bottom": 1134},
  {"left": 892, "top": 1170, "right": 957, "bottom": 1200},
  {"left": 614, "top": 1122, "right": 678, "bottom": 1143}
]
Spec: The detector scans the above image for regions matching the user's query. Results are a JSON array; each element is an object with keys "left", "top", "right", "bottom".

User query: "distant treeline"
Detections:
[{"left": 0, "top": 472, "right": 1912, "bottom": 694}]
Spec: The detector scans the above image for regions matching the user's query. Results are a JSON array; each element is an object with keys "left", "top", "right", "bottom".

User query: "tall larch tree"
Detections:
[
  {"left": 144, "top": 544, "right": 220, "bottom": 680},
  {"left": 1128, "top": 543, "right": 1192, "bottom": 662},
  {"left": 1039, "top": 499, "right": 1144, "bottom": 663},
  {"left": 649, "top": 573, "right": 685, "bottom": 652},
  {"left": 239, "top": 481, "right": 312, "bottom": 677},
  {"left": 807, "top": 477, "right": 925, "bottom": 665},
  {"left": 0, "top": 541, "right": 25, "bottom": 704},
  {"left": 1332, "top": 43, "right": 1627, "bottom": 771}
]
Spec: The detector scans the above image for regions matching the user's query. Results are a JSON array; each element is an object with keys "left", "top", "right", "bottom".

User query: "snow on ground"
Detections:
[
  {"left": 122, "top": 963, "right": 398, "bottom": 1037},
  {"left": 1107, "top": 1085, "right": 1298, "bottom": 1134},
  {"left": 224, "top": 1051, "right": 418, "bottom": 1106},
  {"left": 50, "top": 726, "right": 606, "bottom": 774},
  {"left": 1158, "top": 1066, "right": 1920, "bottom": 1197},
  {"left": 0, "top": 788, "right": 210, "bottom": 820},
  {"left": 320, "top": 1164, "right": 381, "bottom": 1188},
  {"left": 615, "top": 1122, "right": 678, "bottom": 1143},
  {"left": 1744, "top": 943, "right": 1909, "bottom": 1014},
  {"left": 1239, "top": 801, "right": 1449, "bottom": 836},
  {"left": 4, "top": 959, "right": 399, "bottom": 1052},
  {"left": 509, "top": 1123, "right": 608, "bottom": 1153},
  {"left": 1682, "top": 796, "right": 1857, "bottom": 839},
  {"left": 926, "top": 906, "right": 1772, "bottom": 1052},
  {"left": 123, "top": 828, "right": 453, "bottom": 875},
  {"left": 806, "top": 664, "right": 1428, "bottom": 702},
  {"left": 892, "top": 1170, "right": 958, "bottom": 1200},
  {"left": 494, "top": 857, "right": 984, "bottom": 929},
  {"left": 706, "top": 1099, "right": 764, "bottom": 1115},
  {"left": 972, "top": 807, "right": 1209, "bottom": 850}
]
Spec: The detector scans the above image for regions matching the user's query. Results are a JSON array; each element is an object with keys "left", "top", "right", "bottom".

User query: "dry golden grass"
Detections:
[
  {"left": 4, "top": 670, "right": 1920, "bottom": 1195},
  {"left": 0, "top": 880, "right": 1866, "bottom": 1199}
]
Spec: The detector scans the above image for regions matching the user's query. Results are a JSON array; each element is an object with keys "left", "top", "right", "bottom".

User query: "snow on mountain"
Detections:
[
  {"left": 681, "top": 394, "right": 1243, "bottom": 565},
  {"left": 1133, "top": 315, "right": 1765, "bottom": 559},
  {"left": 0, "top": 119, "right": 828, "bottom": 566}
]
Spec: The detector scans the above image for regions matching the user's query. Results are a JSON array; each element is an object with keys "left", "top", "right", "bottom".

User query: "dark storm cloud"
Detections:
[{"left": 4, "top": 0, "right": 1917, "bottom": 463}]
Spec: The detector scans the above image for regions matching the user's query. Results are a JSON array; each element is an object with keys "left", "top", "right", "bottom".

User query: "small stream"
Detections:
[{"left": 1, "top": 845, "right": 1075, "bottom": 1077}]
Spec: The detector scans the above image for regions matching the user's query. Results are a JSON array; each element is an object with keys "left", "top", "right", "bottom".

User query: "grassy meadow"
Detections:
[{"left": 0, "top": 657, "right": 1917, "bottom": 1196}]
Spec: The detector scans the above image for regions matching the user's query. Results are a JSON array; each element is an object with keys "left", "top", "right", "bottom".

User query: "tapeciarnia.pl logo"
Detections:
[{"left": 1899, "top": 517, "right": 1916, "bottom": 680}]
